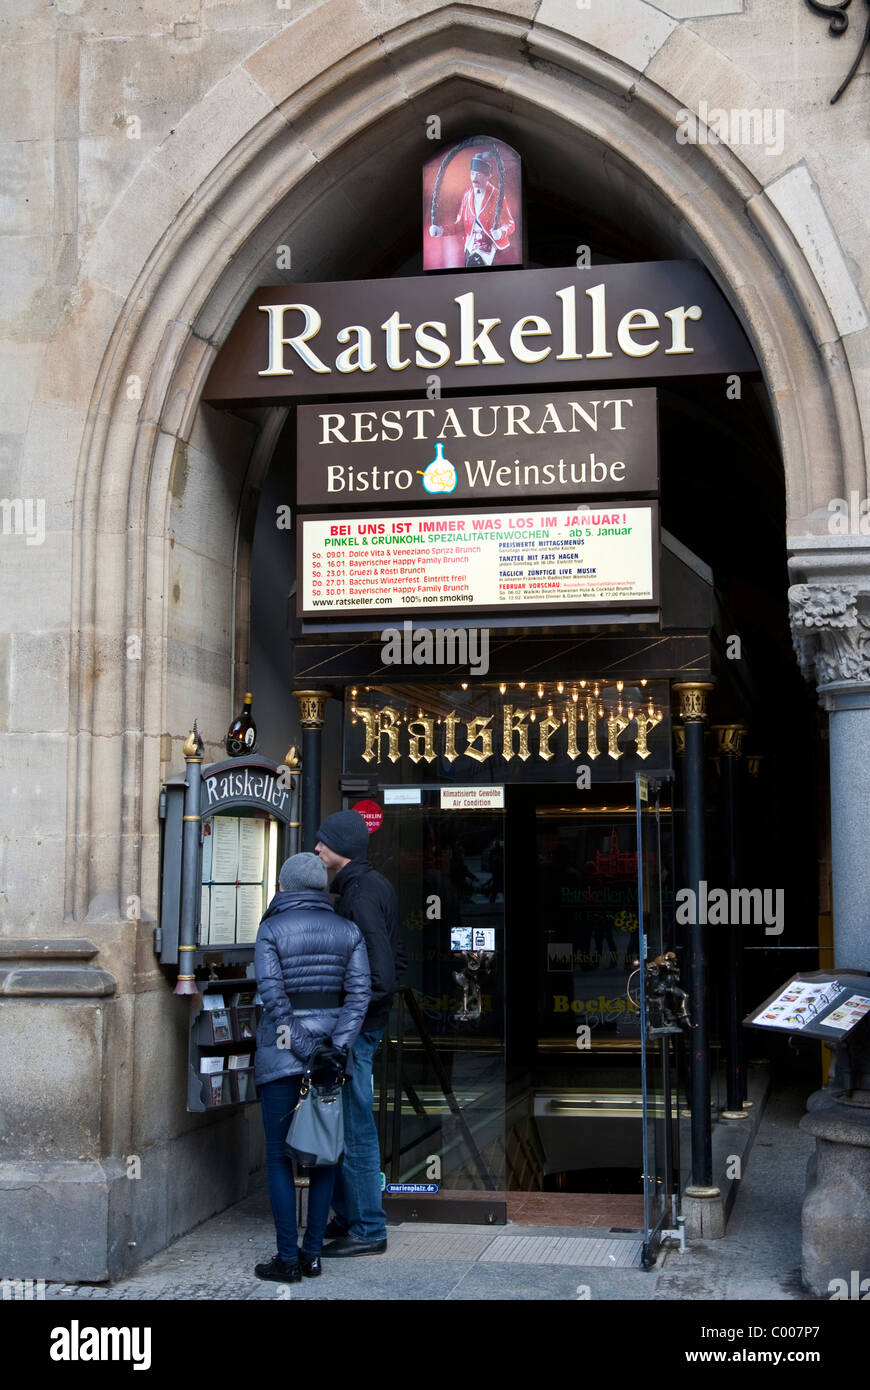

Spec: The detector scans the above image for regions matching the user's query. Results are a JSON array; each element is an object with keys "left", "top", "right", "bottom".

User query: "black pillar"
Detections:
[
  {"left": 674, "top": 682, "right": 714, "bottom": 1190},
  {"left": 293, "top": 690, "right": 331, "bottom": 852},
  {"left": 714, "top": 724, "right": 747, "bottom": 1115}
]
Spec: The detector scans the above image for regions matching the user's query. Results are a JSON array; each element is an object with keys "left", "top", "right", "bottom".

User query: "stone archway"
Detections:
[{"left": 64, "top": 4, "right": 861, "bottom": 937}]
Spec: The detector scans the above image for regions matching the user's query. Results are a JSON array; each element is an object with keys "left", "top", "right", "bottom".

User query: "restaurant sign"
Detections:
[
  {"left": 296, "top": 388, "right": 658, "bottom": 506},
  {"left": 202, "top": 261, "right": 757, "bottom": 405},
  {"left": 201, "top": 758, "right": 294, "bottom": 820},
  {"left": 344, "top": 683, "right": 671, "bottom": 785},
  {"left": 300, "top": 502, "right": 658, "bottom": 618}
]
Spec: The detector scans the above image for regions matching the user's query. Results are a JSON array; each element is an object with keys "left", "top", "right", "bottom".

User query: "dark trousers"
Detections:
[
  {"left": 259, "top": 1075, "right": 336, "bottom": 1263},
  {"left": 330, "top": 1028, "right": 387, "bottom": 1241}
]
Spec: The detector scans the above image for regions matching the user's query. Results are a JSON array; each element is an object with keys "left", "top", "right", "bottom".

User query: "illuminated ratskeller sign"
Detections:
[
  {"left": 203, "top": 261, "right": 757, "bottom": 404},
  {"left": 343, "top": 682, "right": 671, "bottom": 784}
]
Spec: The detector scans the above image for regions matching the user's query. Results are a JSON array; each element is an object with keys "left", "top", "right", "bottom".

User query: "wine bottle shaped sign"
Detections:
[
  {"left": 418, "top": 441, "right": 458, "bottom": 495},
  {"left": 226, "top": 692, "right": 258, "bottom": 757}
]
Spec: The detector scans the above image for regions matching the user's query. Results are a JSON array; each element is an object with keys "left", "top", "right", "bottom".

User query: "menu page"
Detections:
[
  {"left": 209, "top": 884, "right": 237, "bottom": 944},
  {"left": 238, "top": 818, "right": 265, "bottom": 883},
  {"left": 819, "top": 993, "right": 870, "bottom": 1031},
  {"left": 211, "top": 817, "right": 240, "bottom": 882},
  {"left": 200, "top": 815, "right": 270, "bottom": 945},
  {"left": 752, "top": 978, "right": 841, "bottom": 1029},
  {"left": 236, "top": 883, "right": 265, "bottom": 944}
]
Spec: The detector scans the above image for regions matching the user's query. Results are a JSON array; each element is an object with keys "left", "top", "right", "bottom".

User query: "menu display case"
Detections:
[{"left": 156, "top": 752, "right": 301, "bottom": 1111}]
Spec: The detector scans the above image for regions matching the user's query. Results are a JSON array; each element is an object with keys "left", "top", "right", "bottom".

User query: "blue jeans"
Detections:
[
  {"left": 259, "top": 1075, "right": 336, "bottom": 1263},
  {"left": 330, "top": 1028, "right": 387, "bottom": 1242}
]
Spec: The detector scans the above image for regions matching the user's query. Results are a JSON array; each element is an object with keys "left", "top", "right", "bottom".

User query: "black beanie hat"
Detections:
[{"left": 315, "top": 810, "right": 370, "bottom": 861}]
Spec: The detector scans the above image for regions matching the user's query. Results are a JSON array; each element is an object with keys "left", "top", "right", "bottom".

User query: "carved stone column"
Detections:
[
  {"left": 293, "top": 690, "right": 332, "bottom": 852},
  {"left": 788, "top": 565, "right": 870, "bottom": 1295}
]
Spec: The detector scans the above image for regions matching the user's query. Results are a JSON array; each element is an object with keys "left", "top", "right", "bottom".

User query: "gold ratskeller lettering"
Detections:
[{"left": 354, "top": 696, "right": 661, "bottom": 765}]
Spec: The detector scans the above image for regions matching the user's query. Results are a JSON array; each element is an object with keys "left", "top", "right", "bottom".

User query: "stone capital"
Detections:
[
  {"left": 787, "top": 541, "right": 870, "bottom": 696},
  {"left": 788, "top": 581, "right": 870, "bottom": 689}
]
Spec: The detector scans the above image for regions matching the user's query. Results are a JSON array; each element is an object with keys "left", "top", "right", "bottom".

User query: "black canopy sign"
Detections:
[
  {"left": 201, "top": 758, "right": 294, "bottom": 820},
  {"left": 203, "top": 260, "right": 757, "bottom": 405},
  {"left": 296, "top": 388, "right": 658, "bottom": 507}
]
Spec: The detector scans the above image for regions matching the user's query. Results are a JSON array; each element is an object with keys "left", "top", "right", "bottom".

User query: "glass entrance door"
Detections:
[
  {"left": 354, "top": 776, "right": 677, "bottom": 1227},
  {"left": 636, "top": 772, "right": 678, "bottom": 1264},
  {"left": 364, "top": 791, "right": 507, "bottom": 1210},
  {"left": 515, "top": 785, "right": 645, "bottom": 1208}
]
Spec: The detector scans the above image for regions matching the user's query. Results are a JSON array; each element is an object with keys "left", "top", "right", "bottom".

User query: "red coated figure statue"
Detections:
[{"left": 429, "top": 152, "right": 516, "bottom": 268}]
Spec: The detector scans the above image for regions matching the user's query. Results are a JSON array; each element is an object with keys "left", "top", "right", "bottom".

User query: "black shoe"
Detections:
[
  {"left": 299, "top": 1251, "right": 322, "bottom": 1277},
  {"left": 324, "top": 1219, "right": 349, "bottom": 1238},
  {"left": 255, "top": 1255, "right": 301, "bottom": 1283},
  {"left": 321, "top": 1235, "right": 387, "bottom": 1258}
]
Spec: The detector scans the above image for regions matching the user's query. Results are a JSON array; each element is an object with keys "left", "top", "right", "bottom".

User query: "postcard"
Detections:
[
  {"left": 819, "top": 994, "right": 870, "bottom": 1031},
  {"left": 210, "top": 1008, "right": 232, "bottom": 1043}
]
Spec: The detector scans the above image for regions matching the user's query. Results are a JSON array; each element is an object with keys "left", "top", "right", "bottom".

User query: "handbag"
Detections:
[{"left": 284, "top": 1060, "right": 345, "bottom": 1167}]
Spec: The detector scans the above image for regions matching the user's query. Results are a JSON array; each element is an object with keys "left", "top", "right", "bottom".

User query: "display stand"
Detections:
[
  {"left": 188, "top": 978, "right": 263, "bottom": 1112},
  {"left": 745, "top": 969, "right": 870, "bottom": 1043}
]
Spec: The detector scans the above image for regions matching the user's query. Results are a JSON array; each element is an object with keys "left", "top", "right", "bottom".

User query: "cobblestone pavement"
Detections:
[{"left": 32, "top": 1086, "right": 820, "bottom": 1302}]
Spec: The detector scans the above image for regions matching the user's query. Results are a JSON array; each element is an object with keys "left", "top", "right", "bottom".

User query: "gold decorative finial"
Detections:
[
  {"left": 183, "top": 721, "right": 203, "bottom": 758},
  {"left": 283, "top": 744, "right": 301, "bottom": 770}
]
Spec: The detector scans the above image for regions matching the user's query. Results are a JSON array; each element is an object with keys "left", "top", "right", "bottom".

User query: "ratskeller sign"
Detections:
[
  {"left": 202, "top": 761, "right": 291, "bottom": 816},
  {"left": 344, "top": 682, "right": 671, "bottom": 784},
  {"left": 203, "top": 260, "right": 757, "bottom": 404},
  {"left": 296, "top": 387, "right": 658, "bottom": 506}
]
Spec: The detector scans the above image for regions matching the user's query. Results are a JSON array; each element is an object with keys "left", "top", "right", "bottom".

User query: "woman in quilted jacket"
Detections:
[{"left": 253, "top": 851, "right": 370, "bottom": 1283}]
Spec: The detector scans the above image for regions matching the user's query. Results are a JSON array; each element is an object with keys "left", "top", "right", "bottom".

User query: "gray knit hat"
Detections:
[{"left": 278, "top": 852, "right": 328, "bottom": 892}]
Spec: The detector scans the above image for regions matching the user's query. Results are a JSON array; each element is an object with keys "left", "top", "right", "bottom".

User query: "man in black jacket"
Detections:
[{"left": 315, "top": 810, "right": 406, "bottom": 1256}]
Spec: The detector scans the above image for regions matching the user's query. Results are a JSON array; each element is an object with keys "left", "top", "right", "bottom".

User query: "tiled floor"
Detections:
[{"left": 38, "top": 1084, "right": 819, "bottom": 1301}]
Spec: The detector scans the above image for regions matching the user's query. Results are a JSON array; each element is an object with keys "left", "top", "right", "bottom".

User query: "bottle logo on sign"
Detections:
[{"left": 418, "top": 441, "right": 457, "bottom": 495}]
